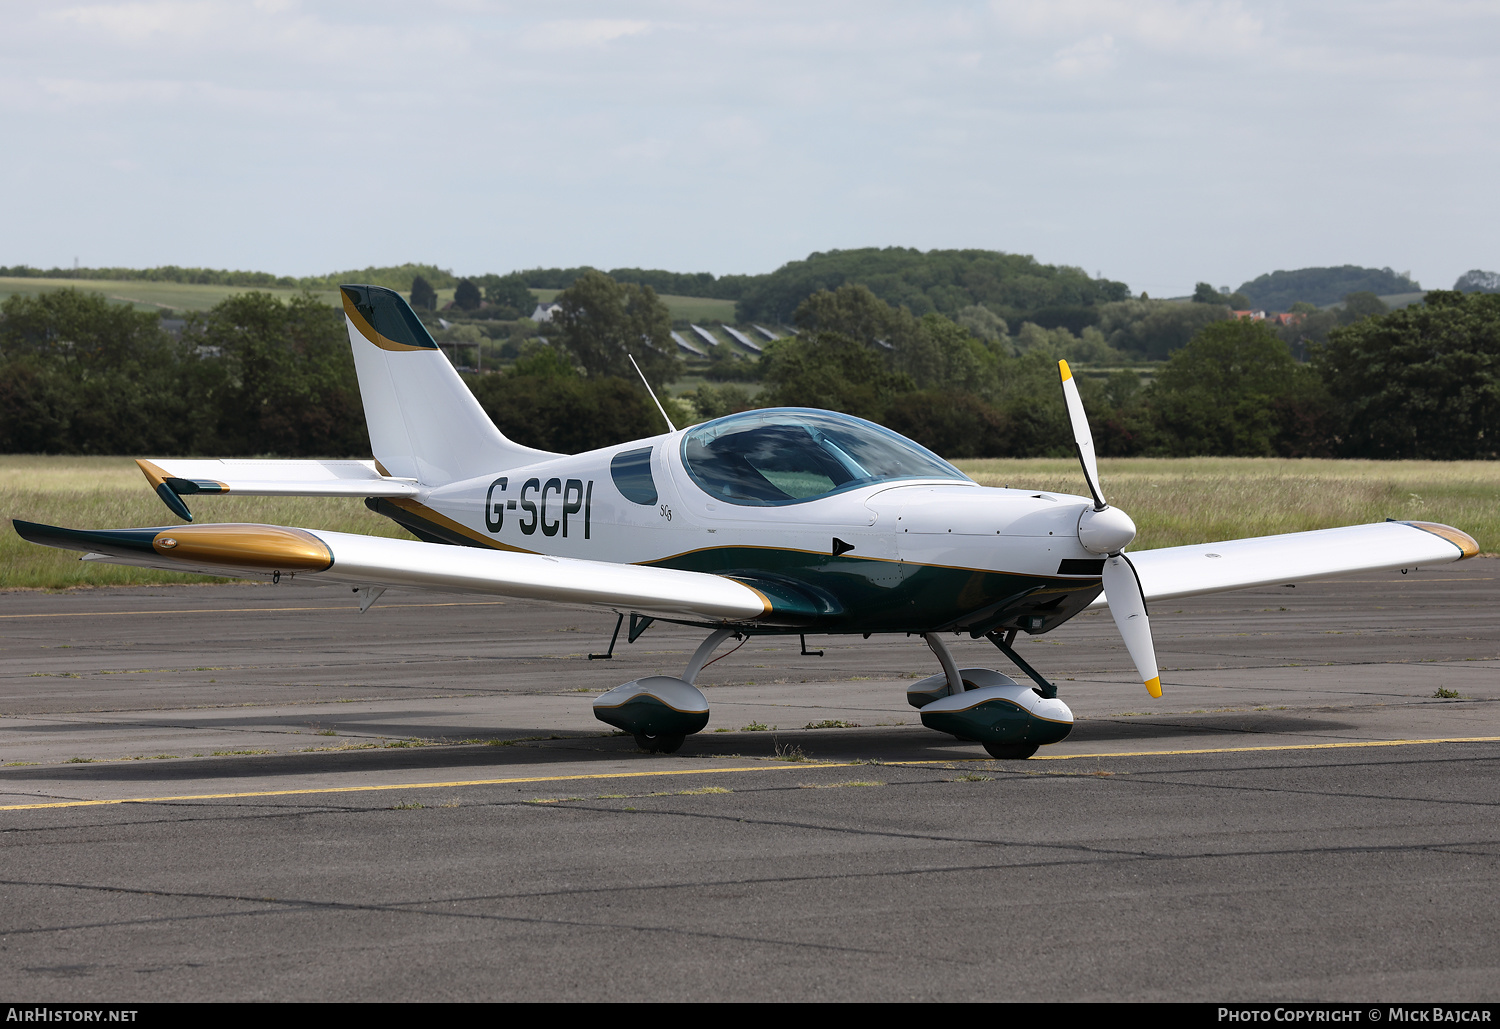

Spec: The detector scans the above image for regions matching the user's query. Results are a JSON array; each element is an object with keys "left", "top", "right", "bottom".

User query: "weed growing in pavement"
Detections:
[
  {"left": 773, "top": 741, "right": 809, "bottom": 762},
  {"left": 800, "top": 780, "right": 883, "bottom": 789}
]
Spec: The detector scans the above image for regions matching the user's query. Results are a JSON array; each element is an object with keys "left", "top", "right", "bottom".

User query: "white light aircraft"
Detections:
[{"left": 14, "top": 285, "right": 1480, "bottom": 758}]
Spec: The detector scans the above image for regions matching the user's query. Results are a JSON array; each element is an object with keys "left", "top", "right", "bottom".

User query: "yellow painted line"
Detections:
[
  {"left": 0, "top": 601, "right": 507, "bottom": 620},
  {"left": 1, "top": 764, "right": 829, "bottom": 810},
  {"left": 997, "top": 735, "right": 1500, "bottom": 761},
  {"left": 2, "top": 736, "right": 1496, "bottom": 812}
]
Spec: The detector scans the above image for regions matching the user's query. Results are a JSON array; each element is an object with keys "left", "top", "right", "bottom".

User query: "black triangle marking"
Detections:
[{"left": 831, "top": 537, "right": 855, "bottom": 557}]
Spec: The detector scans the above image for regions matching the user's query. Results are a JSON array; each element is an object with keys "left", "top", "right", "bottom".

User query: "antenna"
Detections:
[{"left": 628, "top": 353, "right": 676, "bottom": 433}]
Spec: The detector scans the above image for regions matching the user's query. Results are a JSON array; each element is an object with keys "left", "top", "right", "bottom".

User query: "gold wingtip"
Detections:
[
  {"left": 1145, "top": 676, "right": 1162, "bottom": 699},
  {"left": 135, "top": 458, "right": 169, "bottom": 490},
  {"left": 1404, "top": 521, "right": 1480, "bottom": 559},
  {"left": 1059, "top": 359, "right": 1073, "bottom": 382}
]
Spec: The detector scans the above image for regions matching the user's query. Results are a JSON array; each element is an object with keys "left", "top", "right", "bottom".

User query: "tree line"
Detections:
[
  {"left": 1, "top": 279, "right": 1495, "bottom": 461},
  {"left": 1236, "top": 265, "right": 1422, "bottom": 311},
  {"left": 0, "top": 262, "right": 459, "bottom": 293},
  {"left": 739, "top": 284, "right": 1497, "bottom": 460}
]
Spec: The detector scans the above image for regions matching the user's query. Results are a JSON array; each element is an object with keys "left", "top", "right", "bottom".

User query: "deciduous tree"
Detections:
[
  {"left": 1315, "top": 291, "right": 1500, "bottom": 458},
  {"left": 547, "top": 270, "right": 680, "bottom": 385},
  {"left": 410, "top": 276, "right": 438, "bottom": 311},
  {"left": 453, "top": 279, "right": 482, "bottom": 311},
  {"left": 1149, "top": 318, "right": 1321, "bottom": 456}
]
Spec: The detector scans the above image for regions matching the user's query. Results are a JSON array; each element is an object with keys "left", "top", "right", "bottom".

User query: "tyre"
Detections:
[
  {"left": 982, "top": 741, "right": 1039, "bottom": 760},
  {"left": 634, "top": 732, "right": 685, "bottom": 754}
]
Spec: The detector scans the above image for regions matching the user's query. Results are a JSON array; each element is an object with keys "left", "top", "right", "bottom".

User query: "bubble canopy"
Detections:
[{"left": 680, "top": 408, "right": 971, "bottom": 506}]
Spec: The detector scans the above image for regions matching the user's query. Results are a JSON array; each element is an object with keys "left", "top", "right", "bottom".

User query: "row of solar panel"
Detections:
[{"left": 671, "top": 323, "right": 781, "bottom": 357}]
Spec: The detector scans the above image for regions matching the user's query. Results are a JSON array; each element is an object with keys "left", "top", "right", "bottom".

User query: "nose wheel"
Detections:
[
  {"left": 982, "top": 742, "right": 1039, "bottom": 760},
  {"left": 914, "top": 635, "right": 1075, "bottom": 758}
]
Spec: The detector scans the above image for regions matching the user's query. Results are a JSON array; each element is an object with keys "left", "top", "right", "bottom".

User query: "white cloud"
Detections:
[
  {"left": 699, "top": 115, "right": 770, "bottom": 151},
  {"left": 989, "top": 0, "right": 1265, "bottom": 53},
  {"left": 48, "top": 1, "right": 224, "bottom": 44},
  {"left": 1052, "top": 34, "right": 1116, "bottom": 77},
  {"left": 520, "top": 18, "right": 651, "bottom": 51}
]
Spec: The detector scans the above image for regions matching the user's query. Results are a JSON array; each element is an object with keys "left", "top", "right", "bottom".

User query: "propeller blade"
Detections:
[
  {"left": 1102, "top": 553, "right": 1162, "bottom": 698},
  {"left": 1058, "top": 359, "right": 1105, "bottom": 510}
]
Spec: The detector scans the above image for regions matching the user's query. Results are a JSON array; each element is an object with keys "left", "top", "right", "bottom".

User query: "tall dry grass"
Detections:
[
  {"left": 1, "top": 455, "right": 1493, "bottom": 588},
  {"left": 1, "top": 456, "right": 410, "bottom": 588}
]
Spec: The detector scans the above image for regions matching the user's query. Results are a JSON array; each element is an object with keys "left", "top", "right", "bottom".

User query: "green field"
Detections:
[
  {"left": 0, "top": 276, "right": 342, "bottom": 313},
  {"left": 1, "top": 456, "right": 410, "bottom": 588},
  {"left": 530, "top": 287, "right": 738, "bottom": 324},
  {"left": 0, "top": 277, "right": 742, "bottom": 325},
  {"left": 1377, "top": 291, "right": 1428, "bottom": 310},
  {"left": 2, "top": 455, "right": 1492, "bottom": 589}
]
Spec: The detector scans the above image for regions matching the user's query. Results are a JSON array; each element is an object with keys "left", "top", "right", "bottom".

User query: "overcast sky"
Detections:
[{"left": 3, "top": 0, "right": 1496, "bottom": 296}]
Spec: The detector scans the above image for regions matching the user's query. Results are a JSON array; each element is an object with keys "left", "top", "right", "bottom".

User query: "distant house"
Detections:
[
  {"left": 1233, "top": 310, "right": 1267, "bottom": 322},
  {"left": 1270, "top": 312, "right": 1305, "bottom": 327},
  {"left": 531, "top": 301, "right": 562, "bottom": 323}
]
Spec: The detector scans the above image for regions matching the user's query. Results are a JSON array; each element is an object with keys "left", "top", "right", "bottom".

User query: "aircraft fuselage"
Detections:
[{"left": 368, "top": 427, "right": 1106, "bottom": 637}]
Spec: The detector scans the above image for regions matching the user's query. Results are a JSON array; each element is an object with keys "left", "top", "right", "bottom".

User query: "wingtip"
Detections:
[
  {"left": 1403, "top": 520, "right": 1480, "bottom": 559},
  {"left": 135, "top": 458, "right": 168, "bottom": 489},
  {"left": 1145, "top": 676, "right": 1162, "bottom": 699},
  {"left": 1059, "top": 359, "right": 1073, "bottom": 382}
]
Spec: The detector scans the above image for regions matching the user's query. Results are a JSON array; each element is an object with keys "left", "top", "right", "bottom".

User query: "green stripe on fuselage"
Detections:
[{"left": 650, "top": 546, "right": 1102, "bottom": 635}]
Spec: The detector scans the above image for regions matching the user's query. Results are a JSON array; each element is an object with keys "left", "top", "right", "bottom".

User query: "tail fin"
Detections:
[{"left": 340, "top": 285, "right": 555, "bottom": 485}]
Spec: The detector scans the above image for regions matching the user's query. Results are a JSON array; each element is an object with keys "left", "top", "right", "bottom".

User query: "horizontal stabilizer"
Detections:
[
  {"left": 1087, "top": 520, "right": 1478, "bottom": 609},
  {"left": 136, "top": 458, "right": 419, "bottom": 520},
  {"left": 137, "top": 458, "right": 419, "bottom": 498}
]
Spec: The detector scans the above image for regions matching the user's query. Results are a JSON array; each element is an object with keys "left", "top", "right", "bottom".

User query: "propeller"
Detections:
[{"left": 1058, "top": 360, "right": 1162, "bottom": 699}]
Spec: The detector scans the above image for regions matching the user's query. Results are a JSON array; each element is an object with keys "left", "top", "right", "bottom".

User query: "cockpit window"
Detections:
[
  {"left": 611, "top": 447, "right": 658, "bottom": 505},
  {"left": 681, "top": 408, "right": 969, "bottom": 506}
]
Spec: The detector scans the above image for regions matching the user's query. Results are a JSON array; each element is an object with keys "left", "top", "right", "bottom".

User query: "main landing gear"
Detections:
[
  {"left": 590, "top": 628, "right": 1074, "bottom": 759},
  {"left": 906, "top": 632, "right": 1075, "bottom": 759},
  {"left": 590, "top": 629, "right": 734, "bottom": 753}
]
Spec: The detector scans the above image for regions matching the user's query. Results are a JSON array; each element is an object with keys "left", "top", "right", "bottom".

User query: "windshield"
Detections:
[{"left": 681, "top": 408, "right": 969, "bottom": 506}]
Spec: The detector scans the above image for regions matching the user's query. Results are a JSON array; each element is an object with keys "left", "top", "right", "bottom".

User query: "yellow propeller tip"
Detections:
[
  {"left": 1145, "top": 676, "right": 1162, "bottom": 699},
  {"left": 1059, "top": 359, "right": 1072, "bottom": 381}
]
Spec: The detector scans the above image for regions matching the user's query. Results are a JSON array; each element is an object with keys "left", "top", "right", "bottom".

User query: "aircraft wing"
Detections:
[
  {"left": 12, "top": 520, "right": 792, "bottom": 625},
  {"left": 1088, "top": 520, "right": 1479, "bottom": 608},
  {"left": 135, "top": 458, "right": 418, "bottom": 520}
]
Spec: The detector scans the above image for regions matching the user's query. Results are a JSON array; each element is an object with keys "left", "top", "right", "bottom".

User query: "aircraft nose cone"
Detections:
[{"left": 1078, "top": 505, "right": 1136, "bottom": 555}]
